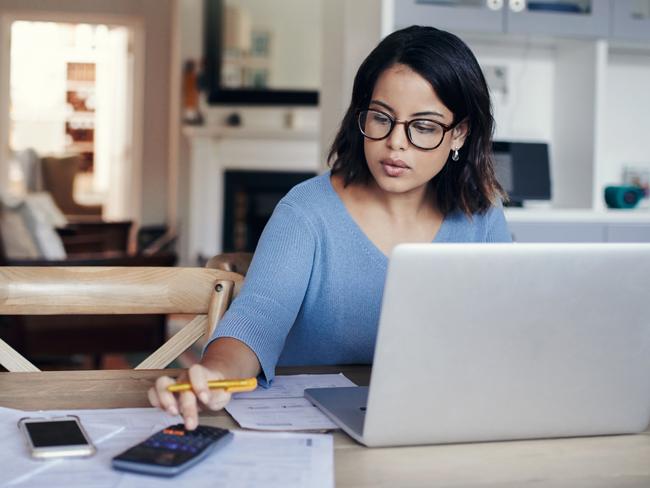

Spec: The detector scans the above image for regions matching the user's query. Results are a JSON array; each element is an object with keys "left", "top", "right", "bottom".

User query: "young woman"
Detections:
[{"left": 149, "top": 25, "right": 511, "bottom": 429}]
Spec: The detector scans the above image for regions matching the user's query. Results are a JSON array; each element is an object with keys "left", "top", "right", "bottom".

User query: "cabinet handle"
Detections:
[
  {"left": 508, "top": 0, "right": 526, "bottom": 12},
  {"left": 486, "top": 0, "right": 504, "bottom": 10}
]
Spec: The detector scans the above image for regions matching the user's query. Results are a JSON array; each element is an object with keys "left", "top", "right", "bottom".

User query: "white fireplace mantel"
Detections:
[{"left": 183, "top": 125, "right": 321, "bottom": 264}]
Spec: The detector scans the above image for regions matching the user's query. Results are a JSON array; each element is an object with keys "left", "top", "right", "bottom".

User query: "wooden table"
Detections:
[{"left": 2, "top": 367, "right": 649, "bottom": 487}]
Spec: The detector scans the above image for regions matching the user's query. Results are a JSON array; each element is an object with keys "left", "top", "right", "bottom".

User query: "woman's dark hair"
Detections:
[{"left": 328, "top": 25, "right": 507, "bottom": 216}]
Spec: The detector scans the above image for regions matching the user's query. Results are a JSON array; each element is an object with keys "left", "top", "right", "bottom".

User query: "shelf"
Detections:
[
  {"left": 182, "top": 125, "right": 318, "bottom": 141},
  {"left": 66, "top": 142, "right": 95, "bottom": 152},
  {"left": 505, "top": 208, "right": 650, "bottom": 223},
  {"left": 66, "top": 112, "right": 95, "bottom": 120},
  {"left": 66, "top": 80, "right": 95, "bottom": 90}
]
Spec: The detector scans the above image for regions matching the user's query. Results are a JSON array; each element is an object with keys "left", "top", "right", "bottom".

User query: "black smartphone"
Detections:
[{"left": 18, "top": 415, "right": 96, "bottom": 459}]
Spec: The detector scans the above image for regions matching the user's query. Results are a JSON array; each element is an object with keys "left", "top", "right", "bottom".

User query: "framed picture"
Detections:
[{"left": 203, "top": 0, "right": 318, "bottom": 105}]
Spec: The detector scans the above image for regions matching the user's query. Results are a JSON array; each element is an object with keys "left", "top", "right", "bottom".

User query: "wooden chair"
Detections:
[
  {"left": 40, "top": 155, "right": 103, "bottom": 218},
  {"left": 0, "top": 266, "right": 244, "bottom": 372},
  {"left": 0, "top": 217, "right": 178, "bottom": 369}
]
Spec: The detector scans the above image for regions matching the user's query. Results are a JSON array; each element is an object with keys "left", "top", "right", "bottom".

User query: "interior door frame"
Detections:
[{"left": 0, "top": 10, "right": 144, "bottom": 220}]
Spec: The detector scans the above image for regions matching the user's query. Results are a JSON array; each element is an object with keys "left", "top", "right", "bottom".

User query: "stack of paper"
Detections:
[{"left": 226, "top": 373, "right": 356, "bottom": 431}]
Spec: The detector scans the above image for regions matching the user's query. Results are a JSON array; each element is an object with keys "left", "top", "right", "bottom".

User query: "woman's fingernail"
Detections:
[
  {"left": 200, "top": 392, "right": 209, "bottom": 403},
  {"left": 168, "top": 406, "right": 178, "bottom": 416}
]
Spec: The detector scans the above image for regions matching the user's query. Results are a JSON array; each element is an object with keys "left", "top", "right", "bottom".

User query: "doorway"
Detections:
[{"left": 6, "top": 19, "right": 136, "bottom": 220}]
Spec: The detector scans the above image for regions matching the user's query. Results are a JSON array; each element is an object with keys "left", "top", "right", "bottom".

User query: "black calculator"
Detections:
[{"left": 111, "top": 424, "right": 233, "bottom": 477}]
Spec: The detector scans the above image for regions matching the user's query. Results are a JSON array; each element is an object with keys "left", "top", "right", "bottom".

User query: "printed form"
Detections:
[
  {"left": 226, "top": 373, "right": 357, "bottom": 431},
  {"left": 1, "top": 406, "right": 333, "bottom": 488}
]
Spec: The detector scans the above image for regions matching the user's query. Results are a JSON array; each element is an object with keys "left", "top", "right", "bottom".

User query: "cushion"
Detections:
[
  {"left": 12, "top": 148, "right": 44, "bottom": 192},
  {"left": 0, "top": 203, "right": 40, "bottom": 259},
  {"left": 25, "top": 192, "right": 68, "bottom": 228},
  {"left": 0, "top": 193, "right": 67, "bottom": 260}
]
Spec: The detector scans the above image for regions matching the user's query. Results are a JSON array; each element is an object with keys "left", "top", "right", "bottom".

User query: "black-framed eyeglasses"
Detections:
[{"left": 357, "top": 109, "right": 457, "bottom": 151}]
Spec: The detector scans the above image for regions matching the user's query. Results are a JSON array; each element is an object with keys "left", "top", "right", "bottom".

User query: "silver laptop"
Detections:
[{"left": 305, "top": 243, "right": 650, "bottom": 447}]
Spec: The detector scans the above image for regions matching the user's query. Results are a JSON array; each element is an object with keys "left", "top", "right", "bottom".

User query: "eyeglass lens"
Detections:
[{"left": 358, "top": 110, "right": 445, "bottom": 150}]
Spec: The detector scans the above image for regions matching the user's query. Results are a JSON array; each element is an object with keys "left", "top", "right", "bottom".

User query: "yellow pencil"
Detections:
[{"left": 167, "top": 377, "right": 257, "bottom": 393}]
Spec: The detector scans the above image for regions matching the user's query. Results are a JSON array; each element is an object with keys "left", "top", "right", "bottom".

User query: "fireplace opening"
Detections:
[{"left": 223, "top": 170, "right": 317, "bottom": 252}]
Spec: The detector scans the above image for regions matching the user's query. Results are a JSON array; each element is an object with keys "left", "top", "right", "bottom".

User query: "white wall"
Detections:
[
  {"left": 180, "top": 0, "right": 203, "bottom": 60},
  {"left": 469, "top": 40, "right": 555, "bottom": 144},
  {"left": 601, "top": 49, "right": 650, "bottom": 187},
  {"left": 319, "top": 0, "right": 388, "bottom": 166}
]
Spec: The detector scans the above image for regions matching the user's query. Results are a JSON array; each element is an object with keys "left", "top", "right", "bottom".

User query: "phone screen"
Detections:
[{"left": 25, "top": 420, "right": 89, "bottom": 447}]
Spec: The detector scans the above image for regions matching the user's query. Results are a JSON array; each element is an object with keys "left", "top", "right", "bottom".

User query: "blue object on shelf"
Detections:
[{"left": 604, "top": 186, "right": 645, "bottom": 209}]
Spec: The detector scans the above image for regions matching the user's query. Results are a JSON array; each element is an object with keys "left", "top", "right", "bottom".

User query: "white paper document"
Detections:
[
  {"left": 116, "top": 431, "right": 333, "bottom": 488},
  {"left": 1, "top": 406, "right": 177, "bottom": 488},
  {"left": 225, "top": 373, "right": 356, "bottom": 431},
  {"left": 0, "top": 406, "right": 333, "bottom": 488},
  {"left": 234, "top": 374, "right": 357, "bottom": 400}
]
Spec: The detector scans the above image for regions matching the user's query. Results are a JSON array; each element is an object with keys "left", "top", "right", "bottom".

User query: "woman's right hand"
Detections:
[{"left": 147, "top": 364, "right": 233, "bottom": 430}]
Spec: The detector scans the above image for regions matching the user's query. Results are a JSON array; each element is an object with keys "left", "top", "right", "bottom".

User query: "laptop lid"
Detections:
[{"left": 357, "top": 243, "right": 650, "bottom": 447}]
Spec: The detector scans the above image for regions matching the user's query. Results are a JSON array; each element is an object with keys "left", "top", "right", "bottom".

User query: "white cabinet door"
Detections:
[
  {"left": 506, "top": 0, "right": 609, "bottom": 38},
  {"left": 509, "top": 222, "right": 607, "bottom": 242},
  {"left": 394, "top": 0, "right": 609, "bottom": 38},
  {"left": 394, "top": 0, "right": 504, "bottom": 34},
  {"left": 611, "top": 0, "right": 650, "bottom": 41},
  {"left": 508, "top": 220, "right": 650, "bottom": 242},
  {"left": 606, "top": 223, "right": 650, "bottom": 242}
]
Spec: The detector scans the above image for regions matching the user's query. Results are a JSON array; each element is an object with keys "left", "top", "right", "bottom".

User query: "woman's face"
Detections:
[{"left": 363, "top": 63, "right": 467, "bottom": 198}]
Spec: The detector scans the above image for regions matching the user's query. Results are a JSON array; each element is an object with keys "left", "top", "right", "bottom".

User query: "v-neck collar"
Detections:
[{"left": 322, "top": 172, "right": 450, "bottom": 262}]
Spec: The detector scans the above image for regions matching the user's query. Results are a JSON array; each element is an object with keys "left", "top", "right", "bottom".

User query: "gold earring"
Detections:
[{"left": 452, "top": 148, "right": 460, "bottom": 161}]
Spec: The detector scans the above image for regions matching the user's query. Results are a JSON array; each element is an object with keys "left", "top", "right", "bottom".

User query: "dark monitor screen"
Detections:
[{"left": 492, "top": 141, "right": 551, "bottom": 206}]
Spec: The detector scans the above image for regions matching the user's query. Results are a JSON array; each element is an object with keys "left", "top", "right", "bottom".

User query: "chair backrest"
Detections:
[
  {"left": 0, "top": 266, "right": 244, "bottom": 372},
  {"left": 40, "top": 155, "right": 102, "bottom": 217}
]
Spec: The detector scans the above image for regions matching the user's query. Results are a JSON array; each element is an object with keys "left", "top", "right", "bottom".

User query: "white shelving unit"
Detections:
[
  {"left": 506, "top": 208, "right": 650, "bottom": 242},
  {"left": 64, "top": 55, "right": 96, "bottom": 167}
]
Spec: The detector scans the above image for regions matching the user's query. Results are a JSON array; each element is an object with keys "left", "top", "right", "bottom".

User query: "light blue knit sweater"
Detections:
[{"left": 207, "top": 172, "right": 512, "bottom": 383}]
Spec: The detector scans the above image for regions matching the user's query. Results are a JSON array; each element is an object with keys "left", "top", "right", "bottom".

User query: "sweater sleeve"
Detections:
[
  {"left": 486, "top": 205, "right": 513, "bottom": 242},
  {"left": 204, "top": 202, "right": 316, "bottom": 384}
]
